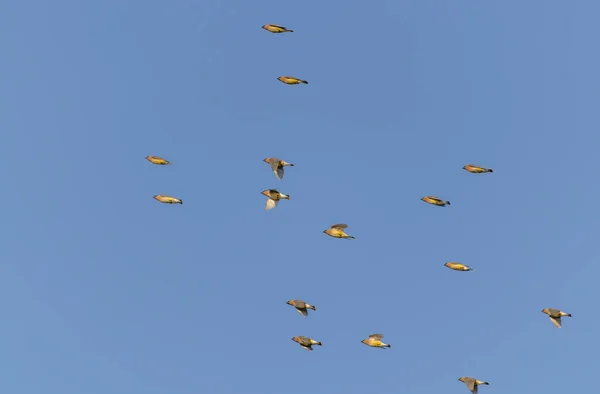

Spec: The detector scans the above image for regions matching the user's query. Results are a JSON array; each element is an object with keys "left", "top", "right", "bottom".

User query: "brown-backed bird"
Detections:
[
  {"left": 444, "top": 262, "right": 474, "bottom": 271},
  {"left": 261, "top": 189, "right": 290, "bottom": 210},
  {"left": 263, "top": 157, "right": 294, "bottom": 180},
  {"left": 287, "top": 300, "right": 316, "bottom": 317},
  {"left": 292, "top": 336, "right": 322, "bottom": 351},
  {"left": 361, "top": 334, "right": 391, "bottom": 348},
  {"left": 421, "top": 196, "right": 450, "bottom": 207},
  {"left": 262, "top": 24, "right": 294, "bottom": 33},
  {"left": 458, "top": 377, "right": 490, "bottom": 393},
  {"left": 323, "top": 224, "right": 355, "bottom": 239},
  {"left": 463, "top": 164, "right": 493, "bottom": 173},
  {"left": 542, "top": 308, "right": 572, "bottom": 328},
  {"left": 278, "top": 76, "right": 308, "bottom": 85},
  {"left": 153, "top": 195, "right": 182, "bottom": 204},
  {"left": 146, "top": 156, "right": 171, "bottom": 165}
]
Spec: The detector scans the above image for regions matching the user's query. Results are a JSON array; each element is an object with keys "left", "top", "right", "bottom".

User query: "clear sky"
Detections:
[{"left": 1, "top": 1, "right": 598, "bottom": 393}]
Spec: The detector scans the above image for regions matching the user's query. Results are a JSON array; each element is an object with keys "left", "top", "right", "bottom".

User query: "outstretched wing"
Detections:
[
  {"left": 549, "top": 316, "right": 562, "bottom": 328},
  {"left": 369, "top": 334, "right": 384, "bottom": 340},
  {"left": 266, "top": 199, "right": 278, "bottom": 210},
  {"left": 331, "top": 224, "right": 348, "bottom": 229}
]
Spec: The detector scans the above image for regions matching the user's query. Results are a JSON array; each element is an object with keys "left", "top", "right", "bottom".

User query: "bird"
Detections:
[
  {"left": 261, "top": 189, "right": 290, "bottom": 210},
  {"left": 463, "top": 164, "right": 493, "bottom": 173},
  {"left": 153, "top": 195, "right": 183, "bottom": 204},
  {"left": 541, "top": 308, "right": 572, "bottom": 328},
  {"left": 421, "top": 196, "right": 450, "bottom": 207},
  {"left": 286, "top": 300, "right": 316, "bottom": 317},
  {"left": 444, "top": 262, "right": 474, "bottom": 271},
  {"left": 278, "top": 76, "right": 308, "bottom": 85},
  {"left": 292, "top": 336, "right": 322, "bottom": 351},
  {"left": 262, "top": 24, "right": 294, "bottom": 33},
  {"left": 323, "top": 224, "right": 355, "bottom": 239},
  {"left": 263, "top": 157, "right": 295, "bottom": 180},
  {"left": 458, "top": 377, "right": 490, "bottom": 393},
  {"left": 361, "top": 334, "right": 391, "bottom": 348},
  {"left": 146, "top": 156, "right": 171, "bottom": 165}
]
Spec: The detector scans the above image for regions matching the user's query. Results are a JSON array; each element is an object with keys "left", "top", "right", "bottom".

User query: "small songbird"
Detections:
[
  {"left": 463, "top": 164, "right": 493, "bottom": 173},
  {"left": 292, "top": 336, "right": 322, "bottom": 351},
  {"left": 153, "top": 195, "right": 183, "bottom": 204},
  {"left": 261, "top": 189, "right": 290, "bottom": 210},
  {"left": 278, "top": 76, "right": 308, "bottom": 85},
  {"left": 287, "top": 300, "right": 316, "bottom": 317},
  {"left": 146, "top": 156, "right": 171, "bottom": 165},
  {"left": 421, "top": 196, "right": 450, "bottom": 207},
  {"left": 458, "top": 377, "right": 490, "bottom": 394},
  {"left": 262, "top": 24, "right": 294, "bottom": 33},
  {"left": 263, "top": 157, "right": 295, "bottom": 180},
  {"left": 542, "top": 308, "right": 572, "bottom": 328},
  {"left": 444, "top": 262, "right": 474, "bottom": 271},
  {"left": 361, "top": 334, "right": 391, "bottom": 348},
  {"left": 323, "top": 224, "right": 355, "bottom": 239}
]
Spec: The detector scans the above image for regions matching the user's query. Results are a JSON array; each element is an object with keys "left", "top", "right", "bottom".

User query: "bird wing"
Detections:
[
  {"left": 297, "top": 308, "right": 308, "bottom": 317},
  {"left": 269, "top": 159, "right": 280, "bottom": 171},
  {"left": 300, "top": 344, "right": 313, "bottom": 351},
  {"left": 270, "top": 24, "right": 285, "bottom": 29},
  {"left": 275, "top": 166, "right": 284, "bottom": 180},
  {"left": 466, "top": 379, "right": 476, "bottom": 393},
  {"left": 369, "top": 334, "right": 383, "bottom": 339},
  {"left": 550, "top": 316, "right": 562, "bottom": 328},
  {"left": 331, "top": 224, "right": 348, "bottom": 229},
  {"left": 266, "top": 199, "right": 278, "bottom": 210}
]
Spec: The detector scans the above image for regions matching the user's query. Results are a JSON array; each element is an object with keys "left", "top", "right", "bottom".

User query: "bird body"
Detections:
[
  {"left": 262, "top": 24, "right": 293, "bottom": 33},
  {"left": 263, "top": 157, "right": 295, "bottom": 180},
  {"left": 146, "top": 156, "right": 171, "bottom": 165},
  {"left": 421, "top": 196, "right": 450, "bottom": 207},
  {"left": 278, "top": 76, "right": 308, "bottom": 85},
  {"left": 463, "top": 164, "right": 493, "bottom": 173},
  {"left": 444, "top": 262, "right": 474, "bottom": 271},
  {"left": 323, "top": 224, "right": 355, "bottom": 239},
  {"left": 287, "top": 299, "right": 316, "bottom": 317},
  {"left": 292, "top": 336, "right": 322, "bottom": 351},
  {"left": 542, "top": 308, "right": 572, "bottom": 328},
  {"left": 261, "top": 189, "right": 290, "bottom": 210},
  {"left": 361, "top": 334, "right": 391, "bottom": 348},
  {"left": 458, "top": 377, "right": 489, "bottom": 393},
  {"left": 153, "top": 195, "right": 183, "bottom": 204}
]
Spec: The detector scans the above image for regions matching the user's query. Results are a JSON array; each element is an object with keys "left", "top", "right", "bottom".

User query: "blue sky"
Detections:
[{"left": 1, "top": 1, "right": 598, "bottom": 393}]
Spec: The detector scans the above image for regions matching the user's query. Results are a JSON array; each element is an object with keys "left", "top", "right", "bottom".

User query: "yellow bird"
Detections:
[
  {"left": 458, "top": 377, "right": 489, "bottom": 394},
  {"left": 463, "top": 164, "right": 493, "bottom": 173},
  {"left": 323, "top": 224, "right": 355, "bottom": 239},
  {"left": 541, "top": 308, "right": 572, "bottom": 328},
  {"left": 287, "top": 300, "right": 316, "bottom": 317},
  {"left": 292, "top": 336, "right": 322, "bottom": 351},
  {"left": 278, "top": 76, "right": 308, "bottom": 85},
  {"left": 153, "top": 195, "right": 183, "bottom": 204},
  {"left": 261, "top": 189, "right": 290, "bottom": 210},
  {"left": 421, "top": 196, "right": 450, "bottom": 207},
  {"left": 263, "top": 157, "right": 295, "bottom": 180},
  {"left": 361, "top": 334, "right": 391, "bottom": 348},
  {"left": 444, "top": 262, "right": 474, "bottom": 271},
  {"left": 146, "top": 155, "right": 171, "bottom": 165},
  {"left": 262, "top": 24, "right": 294, "bottom": 33}
]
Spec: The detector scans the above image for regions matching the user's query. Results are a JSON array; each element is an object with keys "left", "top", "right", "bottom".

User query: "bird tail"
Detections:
[
  {"left": 446, "top": 201, "right": 451, "bottom": 205},
  {"left": 309, "top": 305, "right": 316, "bottom": 311},
  {"left": 488, "top": 169, "right": 494, "bottom": 173},
  {"left": 301, "top": 80, "right": 308, "bottom": 84},
  {"left": 567, "top": 313, "right": 572, "bottom": 317},
  {"left": 179, "top": 200, "right": 183, "bottom": 204},
  {"left": 482, "top": 382, "right": 490, "bottom": 385},
  {"left": 288, "top": 29, "right": 294, "bottom": 32},
  {"left": 316, "top": 342, "right": 322, "bottom": 346},
  {"left": 285, "top": 194, "right": 290, "bottom": 200},
  {"left": 386, "top": 344, "right": 391, "bottom": 348},
  {"left": 347, "top": 236, "right": 356, "bottom": 239}
]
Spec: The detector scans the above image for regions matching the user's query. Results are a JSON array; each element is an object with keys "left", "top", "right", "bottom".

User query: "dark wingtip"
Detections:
[{"left": 488, "top": 169, "right": 494, "bottom": 173}]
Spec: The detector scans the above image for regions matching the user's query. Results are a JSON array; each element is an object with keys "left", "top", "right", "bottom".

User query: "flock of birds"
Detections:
[{"left": 143, "top": 23, "right": 573, "bottom": 394}]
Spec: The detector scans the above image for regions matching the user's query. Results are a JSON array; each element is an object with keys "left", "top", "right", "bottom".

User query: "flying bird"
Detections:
[
  {"left": 262, "top": 24, "right": 294, "bottom": 33},
  {"left": 323, "top": 224, "right": 355, "bottom": 239},
  {"left": 421, "top": 196, "right": 450, "bottom": 207},
  {"left": 261, "top": 189, "right": 290, "bottom": 210},
  {"left": 458, "top": 377, "right": 490, "bottom": 394},
  {"left": 444, "top": 262, "right": 474, "bottom": 271},
  {"left": 361, "top": 334, "right": 391, "bottom": 348},
  {"left": 263, "top": 157, "right": 294, "bottom": 180},
  {"left": 463, "top": 164, "right": 493, "bottom": 173},
  {"left": 292, "top": 336, "right": 322, "bottom": 351},
  {"left": 146, "top": 156, "right": 171, "bottom": 165},
  {"left": 278, "top": 76, "right": 308, "bottom": 85},
  {"left": 153, "top": 195, "right": 183, "bottom": 204},
  {"left": 542, "top": 308, "right": 572, "bottom": 328},
  {"left": 287, "top": 300, "right": 316, "bottom": 317}
]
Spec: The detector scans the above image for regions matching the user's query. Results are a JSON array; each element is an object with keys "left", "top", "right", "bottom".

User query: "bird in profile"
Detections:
[
  {"left": 263, "top": 157, "right": 295, "bottom": 180},
  {"left": 278, "top": 76, "right": 308, "bottom": 85},
  {"left": 444, "top": 262, "right": 474, "bottom": 271},
  {"left": 261, "top": 189, "right": 290, "bottom": 210},
  {"left": 146, "top": 156, "right": 171, "bottom": 165},
  {"left": 421, "top": 196, "right": 450, "bottom": 207},
  {"left": 292, "top": 336, "right": 322, "bottom": 351},
  {"left": 458, "top": 377, "right": 490, "bottom": 393},
  {"left": 323, "top": 224, "right": 355, "bottom": 239},
  {"left": 541, "top": 308, "right": 572, "bottom": 328},
  {"left": 463, "top": 164, "right": 494, "bottom": 174},
  {"left": 262, "top": 24, "right": 294, "bottom": 33},
  {"left": 361, "top": 334, "right": 391, "bottom": 348},
  {"left": 153, "top": 195, "right": 183, "bottom": 204},
  {"left": 287, "top": 300, "right": 316, "bottom": 317}
]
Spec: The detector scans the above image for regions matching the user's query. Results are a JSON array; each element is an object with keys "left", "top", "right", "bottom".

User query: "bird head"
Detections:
[{"left": 263, "top": 158, "right": 270, "bottom": 163}]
